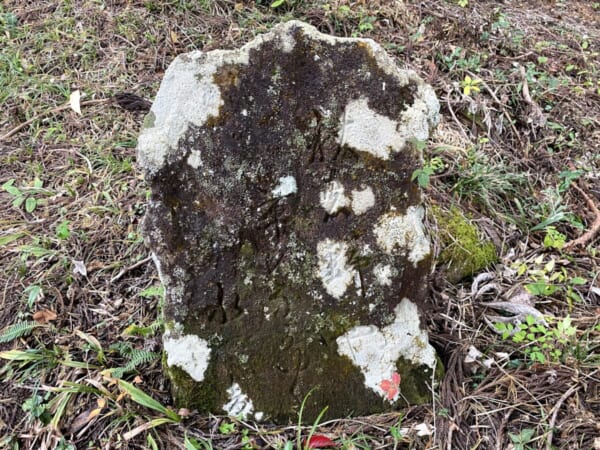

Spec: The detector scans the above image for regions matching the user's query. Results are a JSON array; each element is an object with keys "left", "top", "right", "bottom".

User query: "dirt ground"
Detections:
[{"left": 1, "top": 1, "right": 599, "bottom": 449}]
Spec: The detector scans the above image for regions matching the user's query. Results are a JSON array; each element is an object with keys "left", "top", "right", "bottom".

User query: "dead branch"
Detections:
[{"left": 545, "top": 385, "right": 580, "bottom": 450}]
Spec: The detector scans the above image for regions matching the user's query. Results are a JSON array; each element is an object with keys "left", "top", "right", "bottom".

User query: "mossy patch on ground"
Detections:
[{"left": 431, "top": 205, "right": 498, "bottom": 283}]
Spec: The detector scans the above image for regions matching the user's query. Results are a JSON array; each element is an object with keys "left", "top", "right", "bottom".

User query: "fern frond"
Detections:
[
  {"left": 0, "top": 321, "right": 42, "bottom": 344},
  {"left": 124, "top": 350, "right": 159, "bottom": 372},
  {"left": 110, "top": 349, "right": 159, "bottom": 379}
]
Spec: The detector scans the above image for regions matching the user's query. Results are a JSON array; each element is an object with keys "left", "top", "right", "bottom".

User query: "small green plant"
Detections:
[
  {"left": 219, "top": 421, "right": 236, "bottom": 435},
  {"left": 412, "top": 157, "right": 444, "bottom": 188},
  {"left": 240, "top": 429, "right": 254, "bottom": 450},
  {"left": 184, "top": 434, "right": 213, "bottom": 450},
  {"left": 438, "top": 46, "right": 482, "bottom": 72},
  {"left": 410, "top": 139, "right": 444, "bottom": 188},
  {"left": 389, "top": 415, "right": 404, "bottom": 448},
  {"left": 295, "top": 390, "right": 331, "bottom": 450},
  {"left": 55, "top": 220, "right": 71, "bottom": 240},
  {"left": 0, "top": 321, "right": 44, "bottom": 343},
  {"left": 23, "top": 284, "right": 42, "bottom": 309},
  {"left": 22, "top": 392, "right": 52, "bottom": 424},
  {"left": 513, "top": 255, "right": 587, "bottom": 307},
  {"left": 270, "top": 0, "right": 285, "bottom": 8},
  {"left": 442, "top": 146, "right": 527, "bottom": 219},
  {"left": 508, "top": 428, "right": 535, "bottom": 450},
  {"left": 106, "top": 341, "right": 160, "bottom": 378},
  {"left": 457, "top": 0, "right": 468, "bottom": 7},
  {"left": 543, "top": 226, "right": 566, "bottom": 249},
  {"left": 495, "top": 315, "right": 577, "bottom": 364},
  {"left": 358, "top": 16, "right": 375, "bottom": 33},
  {"left": 461, "top": 75, "right": 481, "bottom": 95},
  {"left": 2, "top": 178, "right": 50, "bottom": 213}
]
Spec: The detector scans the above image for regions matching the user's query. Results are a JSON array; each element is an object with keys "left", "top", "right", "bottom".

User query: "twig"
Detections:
[
  {"left": 0, "top": 98, "right": 109, "bottom": 142},
  {"left": 445, "top": 89, "right": 470, "bottom": 140},
  {"left": 545, "top": 385, "right": 579, "bottom": 450},
  {"left": 467, "top": 70, "right": 521, "bottom": 143},
  {"left": 564, "top": 183, "right": 600, "bottom": 250},
  {"left": 519, "top": 65, "right": 546, "bottom": 128},
  {"left": 110, "top": 255, "right": 152, "bottom": 284}
]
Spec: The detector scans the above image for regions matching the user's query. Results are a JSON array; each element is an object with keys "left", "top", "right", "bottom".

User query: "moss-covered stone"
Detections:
[{"left": 432, "top": 205, "right": 498, "bottom": 283}]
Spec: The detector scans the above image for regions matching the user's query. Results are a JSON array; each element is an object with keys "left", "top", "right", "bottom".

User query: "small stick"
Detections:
[
  {"left": 467, "top": 70, "right": 521, "bottom": 143},
  {"left": 1, "top": 98, "right": 109, "bottom": 142},
  {"left": 564, "top": 183, "right": 600, "bottom": 250},
  {"left": 545, "top": 385, "right": 579, "bottom": 450},
  {"left": 110, "top": 255, "right": 152, "bottom": 284}
]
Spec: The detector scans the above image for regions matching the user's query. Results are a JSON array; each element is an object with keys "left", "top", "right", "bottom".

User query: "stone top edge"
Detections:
[{"left": 136, "top": 20, "right": 437, "bottom": 177}]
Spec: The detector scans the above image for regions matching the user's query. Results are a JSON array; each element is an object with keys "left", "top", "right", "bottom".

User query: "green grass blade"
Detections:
[{"left": 118, "top": 379, "right": 180, "bottom": 422}]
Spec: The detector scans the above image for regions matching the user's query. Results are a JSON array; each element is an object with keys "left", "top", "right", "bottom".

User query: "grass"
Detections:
[{"left": 1, "top": 0, "right": 599, "bottom": 449}]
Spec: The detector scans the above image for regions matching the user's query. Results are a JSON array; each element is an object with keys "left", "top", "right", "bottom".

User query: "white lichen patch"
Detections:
[
  {"left": 336, "top": 298, "right": 436, "bottom": 402},
  {"left": 151, "top": 252, "right": 168, "bottom": 287},
  {"left": 163, "top": 331, "right": 211, "bottom": 382},
  {"left": 351, "top": 186, "right": 375, "bottom": 215},
  {"left": 137, "top": 51, "right": 225, "bottom": 176},
  {"left": 187, "top": 149, "right": 202, "bottom": 168},
  {"left": 223, "top": 383, "right": 260, "bottom": 420},
  {"left": 319, "top": 180, "right": 350, "bottom": 214},
  {"left": 316, "top": 239, "right": 356, "bottom": 299},
  {"left": 272, "top": 175, "right": 297, "bottom": 198},
  {"left": 373, "top": 206, "right": 430, "bottom": 266},
  {"left": 337, "top": 97, "right": 404, "bottom": 160},
  {"left": 373, "top": 264, "right": 394, "bottom": 286}
]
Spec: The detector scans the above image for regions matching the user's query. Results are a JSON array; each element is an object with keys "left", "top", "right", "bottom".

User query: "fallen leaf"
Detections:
[
  {"left": 306, "top": 434, "right": 338, "bottom": 448},
  {"left": 464, "top": 345, "right": 483, "bottom": 364},
  {"left": 68, "top": 400, "right": 105, "bottom": 434},
  {"left": 69, "top": 90, "right": 82, "bottom": 115},
  {"left": 68, "top": 409, "right": 95, "bottom": 433},
  {"left": 415, "top": 423, "right": 433, "bottom": 436},
  {"left": 170, "top": 30, "right": 178, "bottom": 44},
  {"left": 72, "top": 259, "right": 87, "bottom": 276},
  {"left": 33, "top": 309, "right": 57, "bottom": 324},
  {"left": 177, "top": 408, "right": 191, "bottom": 417}
]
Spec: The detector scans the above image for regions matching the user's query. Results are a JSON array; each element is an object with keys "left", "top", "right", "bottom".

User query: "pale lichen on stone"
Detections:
[
  {"left": 373, "top": 206, "right": 430, "bottom": 266},
  {"left": 137, "top": 51, "right": 224, "bottom": 176},
  {"left": 373, "top": 263, "right": 394, "bottom": 286},
  {"left": 164, "top": 331, "right": 211, "bottom": 382},
  {"left": 223, "top": 383, "right": 258, "bottom": 419},
  {"left": 271, "top": 175, "right": 297, "bottom": 198},
  {"left": 337, "top": 97, "right": 405, "bottom": 160},
  {"left": 316, "top": 239, "right": 356, "bottom": 299},
  {"left": 319, "top": 180, "right": 350, "bottom": 214},
  {"left": 187, "top": 149, "right": 202, "bottom": 168},
  {"left": 351, "top": 186, "right": 375, "bottom": 215},
  {"left": 336, "top": 298, "right": 436, "bottom": 401}
]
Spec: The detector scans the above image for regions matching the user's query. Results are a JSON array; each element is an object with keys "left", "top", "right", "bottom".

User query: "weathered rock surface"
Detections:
[{"left": 138, "top": 20, "right": 440, "bottom": 422}]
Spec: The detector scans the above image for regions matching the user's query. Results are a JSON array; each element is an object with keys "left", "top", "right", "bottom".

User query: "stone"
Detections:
[{"left": 137, "top": 20, "right": 440, "bottom": 423}]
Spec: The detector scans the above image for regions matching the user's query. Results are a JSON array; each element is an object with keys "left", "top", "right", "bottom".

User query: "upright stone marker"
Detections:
[{"left": 138, "top": 21, "right": 440, "bottom": 422}]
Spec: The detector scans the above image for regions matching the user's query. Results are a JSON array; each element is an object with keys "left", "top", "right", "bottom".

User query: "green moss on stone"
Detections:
[{"left": 432, "top": 205, "right": 497, "bottom": 283}]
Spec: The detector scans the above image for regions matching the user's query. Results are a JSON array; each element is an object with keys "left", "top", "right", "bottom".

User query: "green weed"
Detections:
[{"left": 495, "top": 315, "right": 578, "bottom": 364}]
